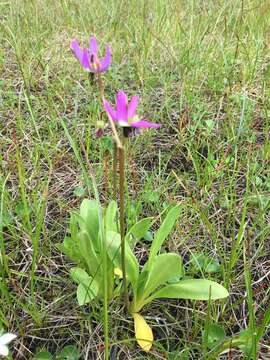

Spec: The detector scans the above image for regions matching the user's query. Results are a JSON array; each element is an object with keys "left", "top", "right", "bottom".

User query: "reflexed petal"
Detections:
[
  {"left": 127, "top": 96, "right": 139, "bottom": 119},
  {"left": 89, "top": 36, "right": 98, "bottom": 55},
  {"left": 103, "top": 99, "right": 117, "bottom": 121},
  {"left": 130, "top": 120, "right": 161, "bottom": 129},
  {"left": 0, "top": 344, "right": 9, "bottom": 356},
  {"left": 98, "top": 45, "right": 111, "bottom": 72},
  {"left": 81, "top": 49, "right": 90, "bottom": 70},
  {"left": 0, "top": 334, "right": 17, "bottom": 345},
  {"left": 116, "top": 90, "right": 128, "bottom": 121},
  {"left": 70, "top": 39, "right": 83, "bottom": 61}
]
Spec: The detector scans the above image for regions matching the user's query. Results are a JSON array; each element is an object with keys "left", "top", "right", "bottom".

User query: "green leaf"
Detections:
[
  {"left": 148, "top": 279, "right": 229, "bottom": 303},
  {"left": 56, "top": 236, "right": 83, "bottom": 264},
  {"left": 77, "top": 231, "right": 100, "bottom": 275},
  {"left": 79, "top": 199, "right": 100, "bottom": 251},
  {"left": 205, "top": 323, "right": 226, "bottom": 349},
  {"left": 143, "top": 230, "right": 154, "bottom": 242},
  {"left": 56, "top": 345, "right": 79, "bottom": 360},
  {"left": 34, "top": 351, "right": 53, "bottom": 360},
  {"left": 73, "top": 186, "right": 85, "bottom": 197},
  {"left": 106, "top": 231, "right": 139, "bottom": 292},
  {"left": 143, "top": 191, "right": 159, "bottom": 204},
  {"left": 69, "top": 212, "right": 78, "bottom": 240},
  {"left": 139, "top": 253, "right": 183, "bottom": 300},
  {"left": 205, "top": 261, "right": 221, "bottom": 273},
  {"left": 15, "top": 201, "right": 31, "bottom": 218},
  {"left": 205, "top": 119, "right": 215, "bottom": 130},
  {"left": 1, "top": 211, "right": 12, "bottom": 227},
  {"left": 100, "top": 136, "right": 113, "bottom": 151},
  {"left": 237, "top": 329, "right": 253, "bottom": 355},
  {"left": 76, "top": 282, "right": 97, "bottom": 305},
  {"left": 70, "top": 267, "right": 91, "bottom": 284},
  {"left": 70, "top": 267, "right": 99, "bottom": 305},
  {"left": 136, "top": 271, "right": 149, "bottom": 299},
  {"left": 105, "top": 200, "right": 118, "bottom": 232},
  {"left": 148, "top": 205, "right": 181, "bottom": 268},
  {"left": 190, "top": 253, "right": 221, "bottom": 274},
  {"left": 125, "top": 217, "right": 153, "bottom": 247}
]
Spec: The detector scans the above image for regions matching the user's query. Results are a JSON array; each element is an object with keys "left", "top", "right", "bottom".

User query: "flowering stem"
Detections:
[
  {"left": 88, "top": 72, "right": 95, "bottom": 86},
  {"left": 119, "top": 139, "right": 129, "bottom": 311},
  {"left": 103, "top": 150, "right": 110, "bottom": 203},
  {"left": 113, "top": 142, "right": 118, "bottom": 200},
  {"left": 97, "top": 72, "right": 105, "bottom": 98},
  {"left": 88, "top": 73, "right": 109, "bottom": 360}
]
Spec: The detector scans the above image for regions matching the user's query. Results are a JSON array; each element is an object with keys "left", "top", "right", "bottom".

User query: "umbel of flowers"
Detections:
[{"left": 67, "top": 35, "right": 229, "bottom": 356}]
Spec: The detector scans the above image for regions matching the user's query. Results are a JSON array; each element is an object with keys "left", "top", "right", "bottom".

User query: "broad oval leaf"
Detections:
[
  {"left": 77, "top": 231, "right": 99, "bottom": 275},
  {"left": 106, "top": 231, "right": 139, "bottom": 292},
  {"left": 143, "top": 230, "right": 154, "bottom": 242},
  {"left": 205, "top": 323, "right": 226, "bottom": 349},
  {"left": 190, "top": 253, "right": 221, "bottom": 274},
  {"left": 70, "top": 267, "right": 90, "bottom": 285},
  {"left": 70, "top": 267, "right": 99, "bottom": 305},
  {"left": 57, "top": 236, "right": 82, "bottom": 264},
  {"left": 105, "top": 200, "right": 118, "bottom": 232},
  {"left": 148, "top": 205, "right": 181, "bottom": 269},
  {"left": 125, "top": 217, "right": 153, "bottom": 248},
  {"left": 138, "top": 253, "right": 183, "bottom": 300},
  {"left": 76, "top": 281, "right": 99, "bottom": 305},
  {"left": 148, "top": 279, "right": 229, "bottom": 303},
  {"left": 34, "top": 351, "right": 53, "bottom": 360},
  {"left": 79, "top": 199, "right": 100, "bottom": 251},
  {"left": 133, "top": 313, "right": 153, "bottom": 352},
  {"left": 56, "top": 345, "right": 80, "bottom": 360}
]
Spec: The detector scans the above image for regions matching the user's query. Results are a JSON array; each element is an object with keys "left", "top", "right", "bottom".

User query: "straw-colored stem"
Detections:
[
  {"left": 113, "top": 142, "right": 118, "bottom": 200},
  {"left": 103, "top": 150, "right": 110, "bottom": 203}
]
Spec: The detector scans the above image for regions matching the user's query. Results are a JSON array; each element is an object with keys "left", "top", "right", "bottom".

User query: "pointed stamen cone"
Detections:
[{"left": 133, "top": 313, "right": 153, "bottom": 352}]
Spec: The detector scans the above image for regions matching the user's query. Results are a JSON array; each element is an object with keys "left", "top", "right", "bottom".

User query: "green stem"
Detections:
[{"left": 119, "top": 143, "right": 129, "bottom": 311}]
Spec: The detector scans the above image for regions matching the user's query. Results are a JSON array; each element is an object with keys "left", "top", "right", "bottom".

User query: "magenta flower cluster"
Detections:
[{"left": 70, "top": 35, "right": 161, "bottom": 130}]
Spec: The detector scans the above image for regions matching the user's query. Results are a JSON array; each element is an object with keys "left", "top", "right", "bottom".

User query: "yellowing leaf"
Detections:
[
  {"left": 114, "top": 267, "right": 123, "bottom": 278},
  {"left": 133, "top": 313, "right": 153, "bottom": 352}
]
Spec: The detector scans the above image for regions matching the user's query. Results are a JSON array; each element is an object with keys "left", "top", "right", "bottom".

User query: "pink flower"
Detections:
[
  {"left": 103, "top": 90, "right": 161, "bottom": 129},
  {"left": 70, "top": 36, "right": 111, "bottom": 73}
]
